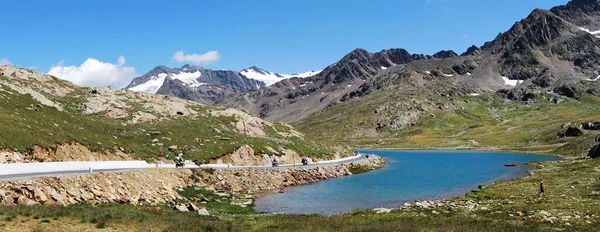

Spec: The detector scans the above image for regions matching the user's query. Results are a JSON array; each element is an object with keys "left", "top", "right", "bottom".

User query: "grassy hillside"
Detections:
[
  {"left": 295, "top": 78, "right": 600, "bottom": 157},
  {"left": 0, "top": 68, "right": 346, "bottom": 163}
]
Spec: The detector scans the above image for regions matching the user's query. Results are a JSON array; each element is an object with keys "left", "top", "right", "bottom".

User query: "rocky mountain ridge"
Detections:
[
  {"left": 126, "top": 64, "right": 322, "bottom": 105},
  {"left": 218, "top": 0, "right": 600, "bottom": 124}
]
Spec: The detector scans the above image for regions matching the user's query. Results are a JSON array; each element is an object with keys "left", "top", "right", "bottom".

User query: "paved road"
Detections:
[
  {"left": 222, "top": 154, "right": 369, "bottom": 169},
  {"left": 0, "top": 169, "right": 136, "bottom": 181},
  {"left": 0, "top": 154, "right": 373, "bottom": 181}
]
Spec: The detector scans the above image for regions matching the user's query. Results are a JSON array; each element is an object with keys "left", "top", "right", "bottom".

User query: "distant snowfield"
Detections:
[
  {"left": 128, "top": 73, "right": 167, "bottom": 94},
  {"left": 469, "top": 93, "right": 480, "bottom": 96},
  {"left": 502, "top": 76, "right": 519, "bottom": 87},
  {"left": 129, "top": 71, "right": 204, "bottom": 93},
  {"left": 240, "top": 69, "right": 322, "bottom": 86},
  {"left": 172, "top": 71, "right": 202, "bottom": 84}
]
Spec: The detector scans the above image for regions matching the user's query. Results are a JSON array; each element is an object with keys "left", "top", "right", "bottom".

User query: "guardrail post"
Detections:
[{"left": 89, "top": 167, "right": 93, "bottom": 173}]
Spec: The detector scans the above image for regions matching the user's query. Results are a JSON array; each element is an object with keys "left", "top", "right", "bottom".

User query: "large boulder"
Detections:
[
  {"left": 589, "top": 144, "right": 600, "bottom": 158},
  {"left": 197, "top": 208, "right": 210, "bottom": 216},
  {"left": 175, "top": 204, "right": 189, "bottom": 212},
  {"left": 582, "top": 122, "right": 600, "bottom": 130},
  {"left": 558, "top": 127, "right": 583, "bottom": 137}
]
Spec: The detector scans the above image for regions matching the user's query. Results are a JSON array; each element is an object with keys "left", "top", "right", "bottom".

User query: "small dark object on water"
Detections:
[{"left": 505, "top": 163, "right": 518, "bottom": 167}]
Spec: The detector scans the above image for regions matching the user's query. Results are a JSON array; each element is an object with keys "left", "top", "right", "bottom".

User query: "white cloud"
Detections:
[
  {"left": 462, "top": 34, "right": 469, "bottom": 39},
  {"left": 48, "top": 56, "right": 138, "bottom": 88},
  {"left": 172, "top": 51, "right": 220, "bottom": 65},
  {"left": 28, "top": 66, "right": 39, "bottom": 70},
  {"left": 0, "top": 58, "right": 11, "bottom": 65}
]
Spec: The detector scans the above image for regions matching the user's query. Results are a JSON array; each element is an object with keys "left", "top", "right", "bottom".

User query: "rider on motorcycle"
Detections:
[{"left": 176, "top": 154, "right": 184, "bottom": 168}]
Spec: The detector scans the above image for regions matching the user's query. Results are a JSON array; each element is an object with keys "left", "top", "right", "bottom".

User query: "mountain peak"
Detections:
[
  {"left": 433, "top": 50, "right": 458, "bottom": 58},
  {"left": 341, "top": 48, "right": 372, "bottom": 63},
  {"left": 461, "top": 45, "right": 481, "bottom": 56},
  {"left": 242, "top": 66, "right": 269, "bottom": 75}
]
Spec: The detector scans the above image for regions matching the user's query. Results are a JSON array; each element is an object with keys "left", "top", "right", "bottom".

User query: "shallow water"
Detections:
[{"left": 254, "top": 150, "right": 559, "bottom": 215}]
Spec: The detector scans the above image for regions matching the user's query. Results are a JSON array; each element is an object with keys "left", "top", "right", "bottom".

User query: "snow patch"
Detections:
[
  {"left": 128, "top": 74, "right": 167, "bottom": 94},
  {"left": 502, "top": 76, "right": 519, "bottom": 87},
  {"left": 588, "top": 75, "right": 600, "bottom": 82},
  {"left": 172, "top": 71, "right": 202, "bottom": 85},
  {"left": 425, "top": 71, "right": 431, "bottom": 74},
  {"left": 469, "top": 93, "right": 480, "bottom": 96},
  {"left": 241, "top": 68, "right": 285, "bottom": 86},
  {"left": 189, "top": 83, "right": 207, "bottom": 88},
  {"left": 240, "top": 68, "right": 322, "bottom": 86},
  {"left": 442, "top": 73, "right": 453, "bottom": 77},
  {"left": 381, "top": 66, "right": 387, "bottom": 70},
  {"left": 466, "top": 72, "right": 472, "bottom": 76},
  {"left": 290, "top": 70, "right": 322, "bottom": 78},
  {"left": 347, "top": 85, "right": 352, "bottom": 87},
  {"left": 579, "top": 27, "right": 600, "bottom": 37}
]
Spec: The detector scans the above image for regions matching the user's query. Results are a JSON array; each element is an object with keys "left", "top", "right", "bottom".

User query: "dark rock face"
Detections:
[
  {"left": 451, "top": 60, "right": 477, "bottom": 75},
  {"left": 554, "top": 85, "right": 583, "bottom": 99},
  {"left": 558, "top": 126, "right": 584, "bottom": 137},
  {"left": 432, "top": 50, "right": 458, "bottom": 59},
  {"left": 589, "top": 144, "right": 600, "bottom": 158},
  {"left": 493, "top": 10, "right": 572, "bottom": 81},
  {"left": 551, "top": 0, "right": 600, "bottom": 29}
]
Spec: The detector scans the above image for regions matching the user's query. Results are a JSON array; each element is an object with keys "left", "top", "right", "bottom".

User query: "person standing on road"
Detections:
[{"left": 538, "top": 179, "right": 545, "bottom": 196}]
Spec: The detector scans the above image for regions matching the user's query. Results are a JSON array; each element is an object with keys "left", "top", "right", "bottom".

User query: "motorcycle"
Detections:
[{"left": 176, "top": 159, "right": 185, "bottom": 168}]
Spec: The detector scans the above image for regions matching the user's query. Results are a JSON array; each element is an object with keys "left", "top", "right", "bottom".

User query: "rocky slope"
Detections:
[
  {"left": 215, "top": 48, "right": 464, "bottom": 123},
  {"left": 0, "top": 65, "right": 347, "bottom": 164}
]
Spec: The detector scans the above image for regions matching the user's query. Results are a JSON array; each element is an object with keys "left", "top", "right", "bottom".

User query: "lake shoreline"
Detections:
[{"left": 254, "top": 150, "right": 559, "bottom": 215}]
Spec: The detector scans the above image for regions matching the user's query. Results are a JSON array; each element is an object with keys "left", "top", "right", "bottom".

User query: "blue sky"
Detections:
[{"left": 0, "top": 0, "right": 567, "bottom": 87}]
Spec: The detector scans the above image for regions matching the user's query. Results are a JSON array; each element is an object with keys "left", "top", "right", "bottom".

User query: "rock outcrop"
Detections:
[{"left": 0, "top": 142, "right": 132, "bottom": 164}]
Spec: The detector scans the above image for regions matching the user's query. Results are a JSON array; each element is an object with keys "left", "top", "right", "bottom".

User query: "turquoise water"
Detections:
[{"left": 254, "top": 150, "right": 559, "bottom": 215}]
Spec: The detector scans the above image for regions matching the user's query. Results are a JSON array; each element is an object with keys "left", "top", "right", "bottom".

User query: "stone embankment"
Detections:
[{"left": 0, "top": 157, "right": 385, "bottom": 207}]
